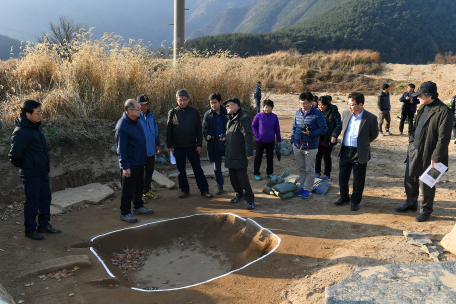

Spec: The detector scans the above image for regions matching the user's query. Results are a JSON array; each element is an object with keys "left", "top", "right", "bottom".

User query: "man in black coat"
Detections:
[
  {"left": 9, "top": 100, "right": 61, "bottom": 240},
  {"left": 377, "top": 83, "right": 392, "bottom": 136},
  {"left": 395, "top": 82, "right": 454, "bottom": 222},
  {"left": 399, "top": 83, "right": 420, "bottom": 136}
]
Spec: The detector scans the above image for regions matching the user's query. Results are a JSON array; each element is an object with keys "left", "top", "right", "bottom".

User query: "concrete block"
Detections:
[
  {"left": 19, "top": 255, "right": 91, "bottom": 277},
  {"left": 422, "top": 245, "right": 441, "bottom": 262},
  {"left": 152, "top": 171, "right": 175, "bottom": 189},
  {"left": 168, "top": 163, "right": 229, "bottom": 178},
  {"left": 51, "top": 183, "right": 114, "bottom": 213},
  {"left": 441, "top": 224, "right": 456, "bottom": 256}
]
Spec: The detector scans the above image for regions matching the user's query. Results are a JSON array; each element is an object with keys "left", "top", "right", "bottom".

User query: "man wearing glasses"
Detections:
[
  {"left": 334, "top": 93, "right": 378, "bottom": 211},
  {"left": 9, "top": 100, "right": 61, "bottom": 240},
  {"left": 115, "top": 99, "right": 154, "bottom": 223}
]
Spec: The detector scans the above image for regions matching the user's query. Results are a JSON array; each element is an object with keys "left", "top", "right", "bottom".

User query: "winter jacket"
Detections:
[
  {"left": 377, "top": 91, "right": 391, "bottom": 111},
  {"left": 166, "top": 106, "right": 203, "bottom": 149},
  {"left": 254, "top": 85, "right": 261, "bottom": 101},
  {"left": 202, "top": 106, "right": 228, "bottom": 162},
  {"left": 138, "top": 110, "right": 160, "bottom": 157},
  {"left": 449, "top": 95, "right": 456, "bottom": 126},
  {"left": 252, "top": 111, "right": 281, "bottom": 144},
  {"left": 115, "top": 113, "right": 147, "bottom": 170},
  {"left": 8, "top": 115, "right": 50, "bottom": 177},
  {"left": 319, "top": 104, "right": 342, "bottom": 146},
  {"left": 290, "top": 107, "right": 327, "bottom": 150},
  {"left": 225, "top": 109, "right": 253, "bottom": 169},
  {"left": 399, "top": 92, "right": 420, "bottom": 113},
  {"left": 408, "top": 98, "right": 454, "bottom": 176}
]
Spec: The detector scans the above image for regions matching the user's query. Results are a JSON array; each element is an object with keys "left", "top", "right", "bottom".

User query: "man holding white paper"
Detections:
[{"left": 395, "top": 82, "right": 454, "bottom": 222}]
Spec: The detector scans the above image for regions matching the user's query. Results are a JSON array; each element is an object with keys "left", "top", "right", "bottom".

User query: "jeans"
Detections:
[
  {"left": 338, "top": 146, "right": 367, "bottom": 204},
  {"left": 212, "top": 144, "right": 224, "bottom": 188},
  {"left": 120, "top": 166, "right": 145, "bottom": 215},
  {"left": 293, "top": 146, "right": 317, "bottom": 191},
  {"left": 143, "top": 156, "right": 155, "bottom": 194},
  {"left": 399, "top": 110, "right": 415, "bottom": 135},
  {"left": 21, "top": 174, "right": 52, "bottom": 233},
  {"left": 254, "top": 141, "right": 275, "bottom": 175},
  {"left": 174, "top": 146, "right": 209, "bottom": 193},
  {"left": 229, "top": 168, "right": 254, "bottom": 202},
  {"left": 315, "top": 144, "right": 333, "bottom": 177}
]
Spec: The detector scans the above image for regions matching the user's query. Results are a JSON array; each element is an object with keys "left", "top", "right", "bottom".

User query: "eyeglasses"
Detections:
[
  {"left": 33, "top": 112, "right": 43, "bottom": 116},
  {"left": 130, "top": 108, "right": 141, "bottom": 111},
  {"left": 226, "top": 103, "right": 236, "bottom": 107}
]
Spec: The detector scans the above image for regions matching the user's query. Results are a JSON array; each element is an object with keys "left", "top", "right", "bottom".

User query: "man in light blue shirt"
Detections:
[{"left": 334, "top": 93, "right": 379, "bottom": 211}]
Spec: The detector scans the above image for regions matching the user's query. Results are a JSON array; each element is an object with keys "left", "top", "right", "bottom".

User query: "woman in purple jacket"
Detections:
[{"left": 252, "top": 99, "right": 281, "bottom": 180}]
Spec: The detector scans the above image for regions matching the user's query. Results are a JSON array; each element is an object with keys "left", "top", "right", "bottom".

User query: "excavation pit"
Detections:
[{"left": 90, "top": 213, "right": 280, "bottom": 292}]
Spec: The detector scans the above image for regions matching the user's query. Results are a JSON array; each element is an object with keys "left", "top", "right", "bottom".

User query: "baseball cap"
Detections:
[
  {"left": 136, "top": 94, "right": 150, "bottom": 104},
  {"left": 411, "top": 81, "right": 437, "bottom": 97},
  {"left": 223, "top": 97, "right": 241, "bottom": 106}
]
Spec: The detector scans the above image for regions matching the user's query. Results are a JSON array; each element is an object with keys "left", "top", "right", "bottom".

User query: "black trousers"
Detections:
[
  {"left": 143, "top": 156, "right": 156, "bottom": 193},
  {"left": 229, "top": 168, "right": 254, "bottom": 203},
  {"left": 254, "top": 141, "right": 275, "bottom": 175},
  {"left": 315, "top": 144, "right": 333, "bottom": 177},
  {"left": 338, "top": 146, "right": 367, "bottom": 204},
  {"left": 399, "top": 110, "right": 415, "bottom": 135},
  {"left": 21, "top": 173, "right": 52, "bottom": 233},
  {"left": 120, "top": 166, "right": 145, "bottom": 215},
  {"left": 174, "top": 146, "right": 209, "bottom": 193},
  {"left": 404, "top": 144, "right": 436, "bottom": 215}
]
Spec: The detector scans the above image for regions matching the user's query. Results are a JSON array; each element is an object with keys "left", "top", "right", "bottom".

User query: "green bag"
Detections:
[
  {"left": 277, "top": 191, "right": 296, "bottom": 200},
  {"left": 272, "top": 182, "right": 298, "bottom": 194}
]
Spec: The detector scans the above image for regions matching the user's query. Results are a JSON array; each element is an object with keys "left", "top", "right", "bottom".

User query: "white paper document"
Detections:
[
  {"left": 170, "top": 151, "right": 176, "bottom": 165},
  {"left": 419, "top": 162, "right": 448, "bottom": 188}
]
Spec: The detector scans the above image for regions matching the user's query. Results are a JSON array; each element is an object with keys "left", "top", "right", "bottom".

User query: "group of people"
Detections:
[{"left": 7, "top": 81, "right": 455, "bottom": 240}]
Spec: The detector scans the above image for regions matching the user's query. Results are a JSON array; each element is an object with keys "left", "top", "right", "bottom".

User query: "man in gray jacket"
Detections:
[
  {"left": 395, "top": 82, "right": 454, "bottom": 222},
  {"left": 223, "top": 98, "right": 255, "bottom": 210},
  {"left": 377, "top": 83, "right": 392, "bottom": 136},
  {"left": 334, "top": 93, "right": 379, "bottom": 211}
]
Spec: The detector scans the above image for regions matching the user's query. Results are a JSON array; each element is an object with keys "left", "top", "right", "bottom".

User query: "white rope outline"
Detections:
[{"left": 89, "top": 213, "right": 281, "bottom": 292}]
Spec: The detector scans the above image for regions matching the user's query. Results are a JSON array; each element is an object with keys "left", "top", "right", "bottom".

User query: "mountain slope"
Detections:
[
  {"left": 187, "top": 0, "right": 456, "bottom": 64},
  {"left": 0, "top": 34, "right": 21, "bottom": 60}
]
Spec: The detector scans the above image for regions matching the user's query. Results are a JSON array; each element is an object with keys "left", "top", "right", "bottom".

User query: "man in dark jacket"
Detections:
[
  {"left": 202, "top": 92, "right": 228, "bottom": 195},
  {"left": 377, "top": 83, "right": 392, "bottom": 136},
  {"left": 290, "top": 91, "right": 327, "bottom": 199},
  {"left": 9, "top": 100, "right": 61, "bottom": 240},
  {"left": 116, "top": 99, "right": 154, "bottom": 223},
  {"left": 449, "top": 94, "right": 456, "bottom": 144},
  {"left": 167, "top": 89, "right": 213, "bottom": 199},
  {"left": 224, "top": 98, "right": 255, "bottom": 210},
  {"left": 395, "top": 82, "right": 454, "bottom": 222},
  {"left": 399, "top": 84, "right": 420, "bottom": 136},
  {"left": 254, "top": 82, "right": 262, "bottom": 113}
]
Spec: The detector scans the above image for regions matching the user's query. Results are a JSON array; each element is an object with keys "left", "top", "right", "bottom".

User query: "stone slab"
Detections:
[
  {"left": 403, "top": 231, "right": 434, "bottom": 240},
  {"left": 168, "top": 163, "right": 229, "bottom": 178},
  {"left": 326, "top": 261, "right": 456, "bottom": 303},
  {"left": 51, "top": 183, "right": 114, "bottom": 214},
  {"left": 19, "top": 255, "right": 91, "bottom": 277},
  {"left": 153, "top": 171, "right": 176, "bottom": 189},
  {"left": 422, "top": 245, "right": 441, "bottom": 262},
  {"left": 441, "top": 224, "right": 456, "bottom": 256},
  {"left": 406, "top": 237, "right": 433, "bottom": 247},
  {"left": 0, "top": 282, "right": 15, "bottom": 304}
]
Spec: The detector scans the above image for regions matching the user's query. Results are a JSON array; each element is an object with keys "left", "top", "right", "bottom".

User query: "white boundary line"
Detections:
[{"left": 89, "top": 213, "right": 281, "bottom": 292}]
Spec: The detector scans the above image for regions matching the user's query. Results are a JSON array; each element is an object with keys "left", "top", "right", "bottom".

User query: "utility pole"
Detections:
[{"left": 173, "top": 0, "right": 186, "bottom": 63}]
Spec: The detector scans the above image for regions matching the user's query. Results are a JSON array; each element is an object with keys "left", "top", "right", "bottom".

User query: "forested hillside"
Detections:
[
  {"left": 0, "top": 34, "right": 21, "bottom": 60},
  {"left": 187, "top": 0, "right": 456, "bottom": 63}
]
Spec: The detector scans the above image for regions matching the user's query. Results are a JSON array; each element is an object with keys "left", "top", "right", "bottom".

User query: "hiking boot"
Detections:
[
  {"left": 315, "top": 173, "right": 321, "bottom": 178},
  {"left": 216, "top": 187, "right": 223, "bottom": 195},
  {"left": 254, "top": 175, "right": 262, "bottom": 181},
  {"left": 144, "top": 190, "right": 160, "bottom": 199},
  {"left": 37, "top": 225, "right": 61, "bottom": 233},
  {"left": 25, "top": 231, "right": 45, "bottom": 240},
  {"left": 321, "top": 175, "right": 330, "bottom": 181},
  {"left": 296, "top": 188, "right": 305, "bottom": 196},
  {"left": 201, "top": 192, "right": 213, "bottom": 198},
  {"left": 231, "top": 196, "right": 245, "bottom": 204},
  {"left": 415, "top": 213, "right": 431, "bottom": 222},
  {"left": 120, "top": 213, "right": 138, "bottom": 223},
  {"left": 246, "top": 201, "right": 255, "bottom": 210},
  {"left": 395, "top": 205, "right": 417, "bottom": 212},
  {"left": 179, "top": 191, "right": 190, "bottom": 198},
  {"left": 301, "top": 190, "right": 312, "bottom": 199},
  {"left": 133, "top": 206, "right": 154, "bottom": 215}
]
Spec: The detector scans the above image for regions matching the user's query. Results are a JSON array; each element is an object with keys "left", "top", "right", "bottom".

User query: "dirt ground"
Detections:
[{"left": 1, "top": 89, "right": 456, "bottom": 304}]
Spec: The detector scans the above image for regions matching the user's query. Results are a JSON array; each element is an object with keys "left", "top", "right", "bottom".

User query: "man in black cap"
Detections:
[
  {"left": 395, "top": 81, "right": 454, "bottom": 222},
  {"left": 399, "top": 84, "right": 420, "bottom": 135},
  {"left": 166, "top": 89, "right": 213, "bottom": 199},
  {"left": 223, "top": 97, "right": 255, "bottom": 210}
]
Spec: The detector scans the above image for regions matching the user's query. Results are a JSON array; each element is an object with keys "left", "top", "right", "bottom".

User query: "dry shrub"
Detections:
[
  {"left": 433, "top": 52, "right": 456, "bottom": 64},
  {"left": 0, "top": 31, "right": 256, "bottom": 126}
]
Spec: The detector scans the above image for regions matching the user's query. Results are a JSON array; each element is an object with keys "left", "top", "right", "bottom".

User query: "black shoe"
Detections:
[
  {"left": 230, "top": 196, "right": 245, "bottom": 204},
  {"left": 334, "top": 198, "right": 350, "bottom": 206},
  {"left": 179, "top": 191, "right": 190, "bottom": 198},
  {"left": 395, "top": 205, "right": 417, "bottom": 212},
  {"left": 350, "top": 203, "right": 360, "bottom": 211},
  {"left": 37, "top": 225, "right": 61, "bottom": 233},
  {"left": 201, "top": 191, "right": 213, "bottom": 198},
  {"left": 246, "top": 202, "right": 255, "bottom": 210},
  {"left": 216, "top": 187, "right": 223, "bottom": 195},
  {"left": 25, "top": 231, "right": 45, "bottom": 240},
  {"left": 415, "top": 213, "right": 431, "bottom": 222}
]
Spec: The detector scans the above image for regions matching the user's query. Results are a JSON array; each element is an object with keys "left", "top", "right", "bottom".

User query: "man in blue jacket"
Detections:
[
  {"left": 137, "top": 94, "right": 161, "bottom": 201},
  {"left": 291, "top": 91, "right": 327, "bottom": 199},
  {"left": 399, "top": 84, "right": 420, "bottom": 136},
  {"left": 115, "top": 99, "right": 154, "bottom": 223},
  {"left": 9, "top": 100, "right": 61, "bottom": 240}
]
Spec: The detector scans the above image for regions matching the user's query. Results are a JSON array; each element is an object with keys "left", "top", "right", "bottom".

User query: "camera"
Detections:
[{"left": 301, "top": 124, "right": 312, "bottom": 133}]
